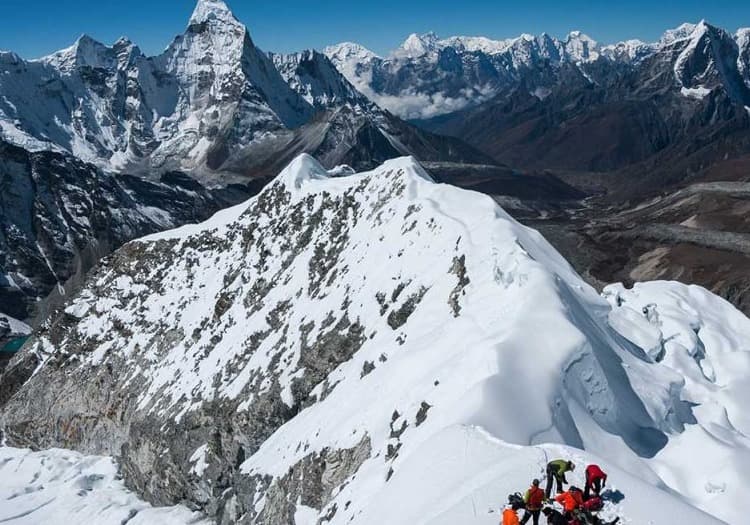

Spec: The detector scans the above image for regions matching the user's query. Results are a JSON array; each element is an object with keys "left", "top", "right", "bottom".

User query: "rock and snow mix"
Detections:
[
  {"left": 0, "top": 447, "right": 209, "bottom": 524},
  {"left": 1, "top": 154, "right": 747, "bottom": 524}
]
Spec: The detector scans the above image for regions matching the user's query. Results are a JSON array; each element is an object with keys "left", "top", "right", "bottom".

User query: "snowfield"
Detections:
[{"left": 1, "top": 155, "right": 748, "bottom": 524}]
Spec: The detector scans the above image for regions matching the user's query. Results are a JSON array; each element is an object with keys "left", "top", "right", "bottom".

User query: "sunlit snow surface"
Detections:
[
  {"left": 4, "top": 155, "right": 748, "bottom": 524},
  {"left": 0, "top": 447, "right": 209, "bottom": 524}
]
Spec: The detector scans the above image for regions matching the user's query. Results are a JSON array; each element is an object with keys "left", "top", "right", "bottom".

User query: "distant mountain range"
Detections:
[
  {"left": 0, "top": 0, "right": 488, "bottom": 177},
  {"left": 325, "top": 22, "right": 750, "bottom": 120}
]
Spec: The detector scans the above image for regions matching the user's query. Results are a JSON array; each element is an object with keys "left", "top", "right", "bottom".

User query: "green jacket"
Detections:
[{"left": 547, "top": 460, "right": 573, "bottom": 479}]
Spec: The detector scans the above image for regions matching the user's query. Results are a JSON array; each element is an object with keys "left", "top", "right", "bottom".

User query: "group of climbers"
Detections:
[{"left": 502, "top": 460, "right": 618, "bottom": 525}]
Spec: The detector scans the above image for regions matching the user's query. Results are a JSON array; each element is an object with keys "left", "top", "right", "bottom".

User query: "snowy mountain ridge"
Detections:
[
  {"left": 1, "top": 154, "right": 748, "bottom": 524},
  {"left": 325, "top": 20, "right": 750, "bottom": 118}
]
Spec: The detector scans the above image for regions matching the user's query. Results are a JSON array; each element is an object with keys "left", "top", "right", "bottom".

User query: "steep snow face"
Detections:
[
  {"left": 0, "top": 447, "right": 209, "bottom": 524},
  {"left": 604, "top": 281, "right": 750, "bottom": 525},
  {"left": 0, "top": 0, "right": 313, "bottom": 172},
  {"left": 0, "top": 155, "right": 733, "bottom": 523},
  {"left": 270, "top": 50, "right": 375, "bottom": 112},
  {"left": 671, "top": 21, "right": 750, "bottom": 103},
  {"left": 322, "top": 42, "right": 382, "bottom": 109},
  {"left": 661, "top": 23, "right": 699, "bottom": 45}
]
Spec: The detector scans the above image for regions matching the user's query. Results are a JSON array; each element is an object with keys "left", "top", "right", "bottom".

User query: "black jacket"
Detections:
[{"left": 545, "top": 509, "right": 568, "bottom": 525}]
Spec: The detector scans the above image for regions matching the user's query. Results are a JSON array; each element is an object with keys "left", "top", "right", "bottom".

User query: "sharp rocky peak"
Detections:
[{"left": 189, "top": 0, "right": 239, "bottom": 25}]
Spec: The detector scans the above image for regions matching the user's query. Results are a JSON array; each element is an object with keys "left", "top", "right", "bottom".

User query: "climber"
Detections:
[
  {"left": 583, "top": 464, "right": 607, "bottom": 500},
  {"left": 520, "top": 478, "right": 545, "bottom": 525},
  {"left": 541, "top": 506, "right": 568, "bottom": 525},
  {"left": 503, "top": 505, "right": 521, "bottom": 525},
  {"left": 555, "top": 486, "right": 584, "bottom": 519},
  {"left": 545, "top": 459, "right": 575, "bottom": 498}
]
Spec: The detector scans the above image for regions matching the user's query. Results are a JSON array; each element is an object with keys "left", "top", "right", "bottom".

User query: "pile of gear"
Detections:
[{"left": 502, "top": 460, "right": 620, "bottom": 525}]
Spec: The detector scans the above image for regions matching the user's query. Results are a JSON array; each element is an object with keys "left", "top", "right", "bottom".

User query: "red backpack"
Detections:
[{"left": 582, "top": 496, "right": 603, "bottom": 512}]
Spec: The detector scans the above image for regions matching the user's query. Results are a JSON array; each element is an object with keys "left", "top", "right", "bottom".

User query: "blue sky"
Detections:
[{"left": 1, "top": 0, "right": 749, "bottom": 59}]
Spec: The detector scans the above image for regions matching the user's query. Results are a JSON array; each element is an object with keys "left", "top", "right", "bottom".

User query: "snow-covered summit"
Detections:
[
  {"left": 438, "top": 35, "right": 515, "bottom": 55},
  {"left": 39, "top": 34, "right": 118, "bottom": 72},
  {"left": 270, "top": 49, "right": 377, "bottom": 112},
  {"left": 323, "top": 42, "right": 380, "bottom": 63},
  {"left": 600, "top": 39, "right": 654, "bottom": 63},
  {"left": 395, "top": 32, "right": 440, "bottom": 58}
]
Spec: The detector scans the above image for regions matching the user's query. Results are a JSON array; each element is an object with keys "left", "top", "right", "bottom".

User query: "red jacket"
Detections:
[
  {"left": 586, "top": 464, "right": 607, "bottom": 483},
  {"left": 555, "top": 490, "right": 584, "bottom": 512},
  {"left": 524, "top": 486, "right": 545, "bottom": 510}
]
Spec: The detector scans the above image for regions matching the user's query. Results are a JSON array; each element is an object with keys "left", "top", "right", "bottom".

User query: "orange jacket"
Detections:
[
  {"left": 555, "top": 490, "right": 583, "bottom": 512},
  {"left": 502, "top": 508, "right": 520, "bottom": 525}
]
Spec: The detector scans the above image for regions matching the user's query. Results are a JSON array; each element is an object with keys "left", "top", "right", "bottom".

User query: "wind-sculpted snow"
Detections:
[
  {"left": 0, "top": 154, "right": 734, "bottom": 523},
  {"left": 605, "top": 281, "right": 750, "bottom": 525}
]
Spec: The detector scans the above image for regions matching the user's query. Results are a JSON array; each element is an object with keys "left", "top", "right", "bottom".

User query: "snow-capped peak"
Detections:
[
  {"left": 564, "top": 30, "right": 600, "bottom": 61},
  {"left": 270, "top": 48, "right": 376, "bottom": 111},
  {"left": 189, "top": 0, "right": 238, "bottom": 25},
  {"left": 39, "top": 33, "right": 113, "bottom": 72},
  {"left": 661, "top": 22, "right": 700, "bottom": 44},
  {"left": 3, "top": 153, "right": 744, "bottom": 524},
  {"left": 323, "top": 42, "right": 380, "bottom": 62},
  {"left": 600, "top": 39, "right": 655, "bottom": 63},
  {"left": 396, "top": 32, "right": 439, "bottom": 57}
]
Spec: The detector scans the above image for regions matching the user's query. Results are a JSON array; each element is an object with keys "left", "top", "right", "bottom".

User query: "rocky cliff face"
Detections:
[
  {"left": 0, "top": 138, "right": 236, "bottom": 324},
  {"left": 3, "top": 155, "right": 743, "bottom": 524}
]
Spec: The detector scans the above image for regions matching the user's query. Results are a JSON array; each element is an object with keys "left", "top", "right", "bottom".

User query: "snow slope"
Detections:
[
  {"left": 0, "top": 155, "right": 745, "bottom": 524},
  {"left": 0, "top": 446, "right": 209, "bottom": 524}
]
